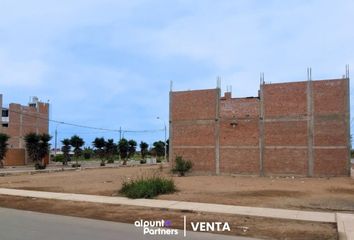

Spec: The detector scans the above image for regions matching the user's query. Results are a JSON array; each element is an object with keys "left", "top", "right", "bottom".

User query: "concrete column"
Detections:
[
  {"left": 259, "top": 83, "right": 265, "bottom": 176},
  {"left": 169, "top": 91, "right": 173, "bottom": 163},
  {"left": 346, "top": 78, "right": 351, "bottom": 176},
  {"left": 307, "top": 79, "right": 314, "bottom": 177},
  {"left": 215, "top": 88, "right": 221, "bottom": 175}
]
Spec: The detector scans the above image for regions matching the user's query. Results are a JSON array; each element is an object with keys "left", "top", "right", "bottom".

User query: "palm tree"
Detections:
[
  {"left": 105, "top": 139, "right": 115, "bottom": 163},
  {"left": 118, "top": 138, "right": 129, "bottom": 165},
  {"left": 70, "top": 135, "right": 84, "bottom": 167},
  {"left": 38, "top": 133, "right": 51, "bottom": 166},
  {"left": 24, "top": 133, "right": 40, "bottom": 164},
  {"left": 139, "top": 141, "right": 149, "bottom": 160},
  {"left": 128, "top": 140, "right": 137, "bottom": 159},
  {"left": 61, "top": 138, "right": 71, "bottom": 165},
  {"left": 153, "top": 141, "right": 166, "bottom": 158},
  {"left": 24, "top": 133, "right": 51, "bottom": 169},
  {"left": 0, "top": 133, "right": 10, "bottom": 168},
  {"left": 93, "top": 137, "right": 106, "bottom": 166}
]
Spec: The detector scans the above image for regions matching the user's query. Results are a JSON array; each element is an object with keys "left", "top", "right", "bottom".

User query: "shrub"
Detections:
[
  {"left": 35, "top": 163, "right": 46, "bottom": 170},
  {"left": 107, "top": 159, "right": 114, "bottom": 164},
  {"left": 71, "top": 163, "right": 81, "bottom": 168},
  {"left": 140, "top": 159, "right": 146, "bottom": 164},
  {"left": 83, "top": 151, "right": 91, "bottom": 159},
  {"left": 172, "top": 156, "right": 192, "bottom": 176},
  {"left": 119, "top": 175, "right": 176, "bottom": 199},
  {"left": 52, "top": 154, "right": 64, "bottom": 162}
]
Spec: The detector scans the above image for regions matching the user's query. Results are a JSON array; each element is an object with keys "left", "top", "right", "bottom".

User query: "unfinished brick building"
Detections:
[
  {"left": 0, "top": 94, "right": 49, "bottom": 166},
  {"left": 169, "top": 77, "right": 350, "bottom": 177}
]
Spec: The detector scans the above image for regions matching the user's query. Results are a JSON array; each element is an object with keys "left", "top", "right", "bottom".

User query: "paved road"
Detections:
[{"left": 0, "top": 208, "right": 256, "bottom": 240}]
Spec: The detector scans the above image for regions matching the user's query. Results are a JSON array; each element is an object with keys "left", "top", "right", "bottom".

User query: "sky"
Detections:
[{"left": 0, "top": 0, "right": 353, "bottom": 148}]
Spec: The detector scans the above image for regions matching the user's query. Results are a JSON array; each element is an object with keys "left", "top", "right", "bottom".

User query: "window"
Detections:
[
  {"left": 2, "top": 109, "right": 8, "bottom": 117},
  {"left": 2, "top": 123, "right": 8, "bottom": 128}
]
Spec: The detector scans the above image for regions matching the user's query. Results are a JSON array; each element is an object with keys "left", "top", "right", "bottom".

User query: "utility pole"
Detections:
[
  {"left": 54, "top": 128, "right": 58, "bottom": 156},
  {"left": 157, "top": 117, "right": 167, "bottom": 161}
]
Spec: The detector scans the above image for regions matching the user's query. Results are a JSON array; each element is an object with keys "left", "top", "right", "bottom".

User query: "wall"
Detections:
[
  {"left": 219, "top": 97, "right": 260, "bottom": 174},
  {"left": 170, "top": 89, "right": 218, "bottom": 173},
  {"left": 262, "top": 81, "right": 309, "bottom": 176},
  {"left": 3, "top": 149, "right": 25, "bottom": 166},
  {"left": 170, "top": 78, "right": 350, "bottom": 177}
]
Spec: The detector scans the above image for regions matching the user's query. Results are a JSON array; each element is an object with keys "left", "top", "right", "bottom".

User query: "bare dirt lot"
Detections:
[
  {"left": 0, "top": 165, "right": 353, "bottom": 212},
  {"left": 0, "top": 165, "right": 353, "bottom": 239}
]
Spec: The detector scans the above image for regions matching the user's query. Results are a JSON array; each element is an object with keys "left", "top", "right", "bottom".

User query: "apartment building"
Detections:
[{"left": 0, "top": 94, "right": 49, "bottom": 165}]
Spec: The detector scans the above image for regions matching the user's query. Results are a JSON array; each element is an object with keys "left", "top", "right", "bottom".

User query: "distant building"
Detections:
[
  {"left": 169, "top": 77, "right": 350, "bottom": 177},
  {"left": 0, "top": 94, "right": 49, "bottom": 166}
]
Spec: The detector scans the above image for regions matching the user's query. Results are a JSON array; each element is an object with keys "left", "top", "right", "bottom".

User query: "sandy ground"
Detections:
[
  {"left": 0, "top": 165, "right": 350, "bottom": 239},
  {"left": 0, "top": 165, "right": 353, "bottom": 212}
]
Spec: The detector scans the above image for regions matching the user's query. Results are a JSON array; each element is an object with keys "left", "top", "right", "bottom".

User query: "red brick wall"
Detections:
[
  {"left": 4, "top": 149, "right": 25, "bottom": 166},
  {"left": 171, "top": 89, "right": 218, "bottom": 172},
  {"left": 170, "top": 78, "right": 350, "bottom": 177},
  {"left": 219, "top": 97, "right": 259, "bottom": 174},
  {"left": 263, "top": 82, "right": 307, "bottom": 117},
  {"left": 312, "top": 79, "right": 349, "bottom": 176}
]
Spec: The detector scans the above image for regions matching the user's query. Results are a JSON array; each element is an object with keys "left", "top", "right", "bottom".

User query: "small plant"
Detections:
[
  {"left": 172, "top": 156, "right": 192, "bottom": 176},
  {"left": 119, "top": 175, "right": 176, "bottom": 199},
  {"left": 71, "top": 163, "right": 81, "bottom": 168},
  {"left": 35, "top": 163, "right": 46, "bottom": 170}
]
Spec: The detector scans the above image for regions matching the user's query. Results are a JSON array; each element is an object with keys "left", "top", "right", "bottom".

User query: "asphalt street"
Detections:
[{"left": 0, "top": 207, "right": 257, "bottom": 240}]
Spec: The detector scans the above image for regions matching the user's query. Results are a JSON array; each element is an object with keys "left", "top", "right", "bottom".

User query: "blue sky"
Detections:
[{"left": 1, "top": 0, "right": 353, "bottom": 148}]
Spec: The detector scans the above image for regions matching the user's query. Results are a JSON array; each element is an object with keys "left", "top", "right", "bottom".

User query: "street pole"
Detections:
[
  {"left": 157, "top": 117, "right": 167, "bottom": 162},
  {"left": 164, "top": 123, "right": 167, "bottom": 162},
  {"left": 54, "top": 128, "right": 58, "bottom": 156}
]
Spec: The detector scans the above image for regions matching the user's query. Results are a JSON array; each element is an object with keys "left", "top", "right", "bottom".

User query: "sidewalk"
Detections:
[
  {"left": 337, "top": 213, "right": 354, "bottom": 240},
  {"left": 0, "top": 188, "right": 353, "bottom": 239},
  {"left": 0, "top": 161, "right": 161, "bottom": 176},
  {"left": 0, "top": 188, "right": 336, "bottom": 222}
]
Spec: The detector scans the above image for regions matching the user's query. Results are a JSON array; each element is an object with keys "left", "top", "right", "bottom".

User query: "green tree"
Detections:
[
  {"left": 105, "top": 139, "right": 115, "bottom": 162},
  {"left": 0, "top": 133, "right": 10, "bottom": 168},
  {"left": 128, "top": 139, "right": 137, "bottom": 159},
  {"left": 24, "top": 133, "right": 40, "bottom": 164},
  {"left": 61, "top": 138, "right": 71, "bottom": 165},
  {"left": 38, "top": 133, "right": 51, "bottom": 163},
  {"left": 93, "top": 137, "right": 106, "bottom": 166},
  {"left": 139, "top": 141, "right": 149, "bottom": 159},
  {"left": 24, "top": 133, "right": 51, "bottom": 169},
  {"left": 118, "top": 138, "right": 129, "bottom": 165},
  {"left": 153, "top": 141, "right": 166, "bottom": 158},
  {"left": 70, "top": 135, "right": 84, "bottom": 167}
]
